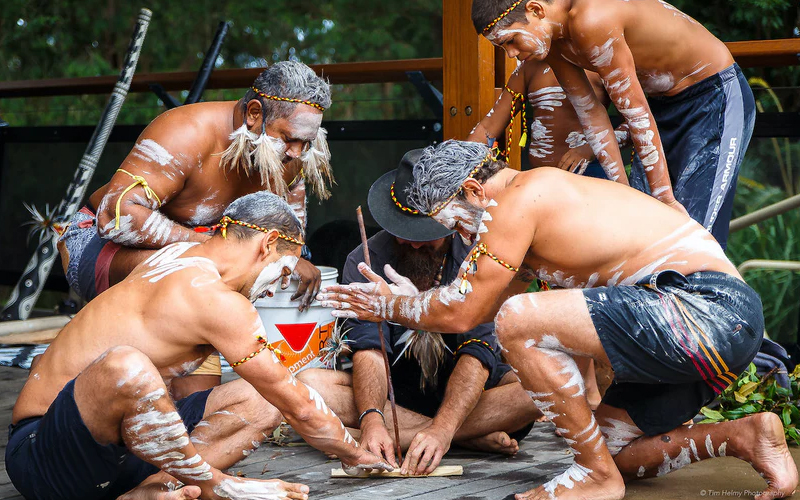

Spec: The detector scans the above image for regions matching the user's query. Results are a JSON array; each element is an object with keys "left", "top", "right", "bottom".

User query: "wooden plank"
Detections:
[
  {"left": 0, "top": 58, "right": 444, "bottom": 99},
  {"left": 442, "top": 0, "right": 496, "bottom": 141},
  {"left": 727, "top": 39, "right": 800, "bottom": 68},
  {"left": 330, "top": 465, "right": 463, "bottom": 478},
  {"left": 0, "top": 328, "right": 59, "bottom": 345},
  {"left": 500, "top": 48, "right": 523, "bottom": 171}
]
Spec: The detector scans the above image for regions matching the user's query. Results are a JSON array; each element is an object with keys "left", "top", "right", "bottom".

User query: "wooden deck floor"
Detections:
[{"left": 1, "top": 365, "right": 798, "bottom": 499}]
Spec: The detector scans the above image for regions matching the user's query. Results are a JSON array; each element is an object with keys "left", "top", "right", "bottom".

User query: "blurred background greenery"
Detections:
[{"left": 0, "top": 0, "right": 799, "bottom": 342}]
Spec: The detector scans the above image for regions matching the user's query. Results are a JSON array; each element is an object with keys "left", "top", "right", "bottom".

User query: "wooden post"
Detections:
[{"left": 442, "top": 0, "right": 496, "bottom": 141}]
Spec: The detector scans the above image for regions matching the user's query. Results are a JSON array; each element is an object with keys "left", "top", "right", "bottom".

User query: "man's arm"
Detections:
[
  {"left": 320, "top": 182, "right": 538, "bottom": 333},
  {"left": 210, "top": 300, "right": 387, "bottom": 471},
  {"left": 96, "top": 115, "right": 210, "bottom": 247},
  {"left": 402, "top": 354, "right": 488, "bottom": 475},
  {"left": 352, "top": 349, "right": 398, "bottom": 468},
  {"left": 547, "top": 55, "right": 629, "bottom": 186},
  {"left": 467, "top": 64, "right": 527, "bottom": 146}
]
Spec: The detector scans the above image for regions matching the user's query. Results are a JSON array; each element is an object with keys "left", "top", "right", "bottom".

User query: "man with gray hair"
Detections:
[
  {"left": 9, "top": 191, "right": 388, "bottom": 500},
  {"left": 319, "top": 140, "right": 797, "bottom": 500},
  {"left": 57, "top": 60, "right": 333, "bottom": 397}
]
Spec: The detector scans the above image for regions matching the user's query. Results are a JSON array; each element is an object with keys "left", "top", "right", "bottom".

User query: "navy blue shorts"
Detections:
[
  {"left": 6, "top": 379, "right": 212, "bottom": 500},
  {"left": 583, "top": 271, "right": 763, "bottom": 435},
  {"left": 629, "top": 64, "right": 756, "bottom": 249}
]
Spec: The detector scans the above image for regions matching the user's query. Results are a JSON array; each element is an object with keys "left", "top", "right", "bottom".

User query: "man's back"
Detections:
[
  {"left": 13, "top": 242, "right": 222, "bottom": 422},
  {"left": 488, "top": 167, "right": 739, "bottom": 287}
]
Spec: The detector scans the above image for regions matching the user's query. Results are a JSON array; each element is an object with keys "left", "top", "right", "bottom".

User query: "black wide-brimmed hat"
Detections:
[{"left": 367, "top": 149, "right": 455, "bottom": 242}]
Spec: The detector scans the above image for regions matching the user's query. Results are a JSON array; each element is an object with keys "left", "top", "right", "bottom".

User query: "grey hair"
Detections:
[
  {"left": 222, "top": 191, "right": 304, "bottom": 251},
  {"left": 406, "top": 140, "right": 505, "bottom": 214},
  {"left": 242, "top": 61, "right": 332, "bottom": 122}
]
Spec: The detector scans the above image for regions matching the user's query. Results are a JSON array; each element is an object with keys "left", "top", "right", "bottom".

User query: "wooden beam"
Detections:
[
  {"left": 0, "top": 58, "right": 444, "bottom": 99},
  {"left": 442, "top": 0, "right": 496, "bottom": 140},
  {"left": 0, "top": 39, "right": 797, "bottom": 100},
  {"left": 726, "top": 39, "right": 800, "bottom": 68},
  {"left": 499, "top": 50, "right": 523, "bottom": 171}
]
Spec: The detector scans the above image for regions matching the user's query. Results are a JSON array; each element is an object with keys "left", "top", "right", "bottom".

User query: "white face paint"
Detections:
[
  {"left": 249, "top": 255, "right": 299, "bottom": 302},
  {"left": 287, "top": 109, "right": 323, "bottom": 143},
  {"left": 432, "top": 198, "right": 483, "bottom": 246}
]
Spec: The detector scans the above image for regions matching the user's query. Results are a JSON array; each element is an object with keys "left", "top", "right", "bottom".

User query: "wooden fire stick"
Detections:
[{"left": 356, "top": 206, "right": 403, "bottom": 463}]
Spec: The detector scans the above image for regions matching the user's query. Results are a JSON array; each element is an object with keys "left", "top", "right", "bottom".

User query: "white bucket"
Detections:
[{"left": 254, "top": 266, "right": 338, "bottom": 373}]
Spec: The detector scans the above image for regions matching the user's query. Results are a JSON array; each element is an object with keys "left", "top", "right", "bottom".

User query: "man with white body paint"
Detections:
[
  {"left": 473, "top": 0, "right": 755, "bottom": 250},
  {"left": 468, "top": 59, "right": 630, "bottom": 176},
  {"left": 9, "top": 192, "right": 388, "bottom": 500},
  {"left": 58, "top": 60, "right": 332, "bottom": 397},
  {"left": 299, "top": 150, "right": 541, "bottom": 476},
  {"left": 318, "top": 141, "right": 798, "bottom": 500}
]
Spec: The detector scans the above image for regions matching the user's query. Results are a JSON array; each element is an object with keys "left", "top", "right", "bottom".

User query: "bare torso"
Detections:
[
  {"left": 13, "top": 243, "right": 236, "bottom": 423},
  {"left": 504, "top": 168, "right": 740, "bottom": 290},
  {"left": 555, "top": 0, "right": 733, "bottom": 96},
  {"left": 88, "top": 102, "right": 302, "bottom": 230},
  {"left": 525, "top": 61, "right": 608, "bottom": 167}
]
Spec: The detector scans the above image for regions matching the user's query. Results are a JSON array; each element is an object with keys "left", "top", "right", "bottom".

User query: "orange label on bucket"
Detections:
[
  {"left": 270, "top": 320, "right": 335, "bottom": 373},
  {"left": 276, "top": 323, "right": 318, "bottom": 352}
]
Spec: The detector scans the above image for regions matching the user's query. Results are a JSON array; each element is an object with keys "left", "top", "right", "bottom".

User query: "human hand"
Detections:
[
  {"left": 401, "top": 424, "right": 452, "bottom": 476},
  {"left": 317, "top": 262, "right": 395, "bottom": 322},
  {"left": 359, "top": 416, "right": 400, "bottom": 468},
  {"left": 557, "top": 145, "right": 594, "bottom": 175},
  {"left": 341, "top": 447, "right": 394, "bottom": 476},
  {"left": 286, "top": 258, "right": 321, "bottom": 311}
]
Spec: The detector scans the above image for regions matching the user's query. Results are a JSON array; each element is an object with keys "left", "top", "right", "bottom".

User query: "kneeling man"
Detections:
[
  {"left": 319, "top": 141, "right": 797, "bottom": 500},
  {"left": 299, "top": 150, "right": 540, "bottom": 476},
  {"left": 8, "top": 192, "right": 386, "bottom": 500}
]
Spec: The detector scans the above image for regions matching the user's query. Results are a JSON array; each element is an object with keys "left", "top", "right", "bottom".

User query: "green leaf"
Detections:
[
  {"left": 700, "top": 407, "right": 725, "bottom": 421},
  {"left": 782, "top": 406, "right": 792, "bottom": 426}
]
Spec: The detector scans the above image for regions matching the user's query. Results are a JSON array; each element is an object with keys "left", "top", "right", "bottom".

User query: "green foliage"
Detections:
[
  {"left": 0, "top": 0, "right": 443, "bottom": 126},
  {"left": 700, "top": 363, "right": 800, "bottom": 445}
]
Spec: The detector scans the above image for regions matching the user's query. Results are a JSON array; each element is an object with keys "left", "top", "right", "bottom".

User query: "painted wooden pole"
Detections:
[{"left": 1, "top": 8, "right": 152, "bottom": 321}]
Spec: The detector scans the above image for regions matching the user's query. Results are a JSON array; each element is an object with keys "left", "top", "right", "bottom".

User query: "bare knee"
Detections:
[
  {"left": 91, "top": 346, "right": 159, "bottom": 393},
  {"left": 296, "top": 368, "right": 333, "bottom": 389},
  {"left": 495, "top": 294, "right": 538, "bottom": 347},
  {"left": 222, "top": 381, "right": 282, "bottom": 432}
]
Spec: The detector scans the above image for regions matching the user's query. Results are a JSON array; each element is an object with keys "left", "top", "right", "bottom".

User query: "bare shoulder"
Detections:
[
  {"left": 504, "top": 167, "right": 566, "bottom": 206},
  {"left": 568, "top": 0, "right": 622, "bottom": 42},
  {"left": 194, "top": 287, "right": 262, "bottom": 345},
  {"left": 140, "top": 102, "right": 225, "bottom": 158}
]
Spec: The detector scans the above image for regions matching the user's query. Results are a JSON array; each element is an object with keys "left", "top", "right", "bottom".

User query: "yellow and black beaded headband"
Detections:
[
  {"left": 194, "top": 215, "right": 305, "bottom": 245},
  {"left": 390, "top": 182, "right": 420, "bottom": 215},
  {"left": 483, "top": 0, "right": 525, "bottom": 34},
  {"left": 251, "top": 86, "right": 326, "bottom": 112},
  {"left": 427, "top": 151, "right": 494, "bottom": 217}
]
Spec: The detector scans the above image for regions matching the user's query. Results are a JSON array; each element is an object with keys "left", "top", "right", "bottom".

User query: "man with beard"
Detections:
[
  {"left": 298, "top": 150, "right": 541, "bottom": 476},
  {"left": 57, "top": 60, "right": 333, "bottom": 396},
  {"left": 8, "top": 192, "right": 388, "bottom": 500}
]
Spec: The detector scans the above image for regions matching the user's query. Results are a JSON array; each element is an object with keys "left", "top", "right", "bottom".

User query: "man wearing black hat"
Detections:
[{"left": 298, "top": 150, "right": 540, "bottom": 476}]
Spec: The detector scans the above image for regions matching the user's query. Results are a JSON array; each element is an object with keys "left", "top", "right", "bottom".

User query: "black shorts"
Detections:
[
  {"left": 6, "top": 379, "right": 212, "bottom": 500},
  {"left": 583, "top": 270, "right": 763, "bottom": 436}
]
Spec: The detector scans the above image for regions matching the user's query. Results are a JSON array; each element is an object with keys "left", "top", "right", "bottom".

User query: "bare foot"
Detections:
[
  {"left": 737, "top": 413, "right": 798, "bottom": 500},
  {"left": 117, "top": 483, "right": 201, "bottom": 500},
  {"left": 515, "top": 463, "right": 625, "bottom": 500},
  {"left": 458, "top": 431, "right": 520, "bottom": 455},
  {"left": 212, "top": 477, "right": 309, "bottom": 500}
]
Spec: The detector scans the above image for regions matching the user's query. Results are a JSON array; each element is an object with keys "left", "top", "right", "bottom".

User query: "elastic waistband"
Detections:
[
  {"left": 648, "top": 63, "right": 742, "bottom": 105},
  {"left": 8, "top": 416, "right": 40, "bottom": 437}
]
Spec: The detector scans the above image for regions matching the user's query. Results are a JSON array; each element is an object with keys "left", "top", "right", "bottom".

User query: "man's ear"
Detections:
[
  {"left": 525, "top": 0, "right": 546, "bottom": 19},
  {"left": 245, "top": 99, "right": 263, "bottom": 129},
  {"left": 258, "top": 231, "right": 281, "bottom": 259},
  {"left": 461, "top": 178, "right": 486, "bottom": 203}
]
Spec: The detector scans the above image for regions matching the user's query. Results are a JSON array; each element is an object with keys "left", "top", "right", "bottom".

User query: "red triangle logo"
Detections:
[{"left": 275, "top": 323, "right": 318, "bottom": 352}]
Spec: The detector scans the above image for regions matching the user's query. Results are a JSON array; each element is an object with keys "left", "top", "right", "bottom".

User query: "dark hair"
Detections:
[
  {"left": 240, "top": 61, "right": 332, "bottom": 124},
  {"left": 221, "top": 191, "right": 303, "bottom": 251},
  {"left": 471, "top": 0, "right": 529, "bottom": 35}
]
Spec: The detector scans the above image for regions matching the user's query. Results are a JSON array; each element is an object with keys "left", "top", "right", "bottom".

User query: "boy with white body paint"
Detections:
[
  {"left": 473, "top": 0, "right": 755, "bottom": 249},
  {"left": 468, "top": 59, "right": 630, "bottom": 176},
  {"left": 9, "top": 192, "right": 388, "bottom": 500},
  {"left": 318, "top": 141, "right": 798, "bottom": 500}
]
